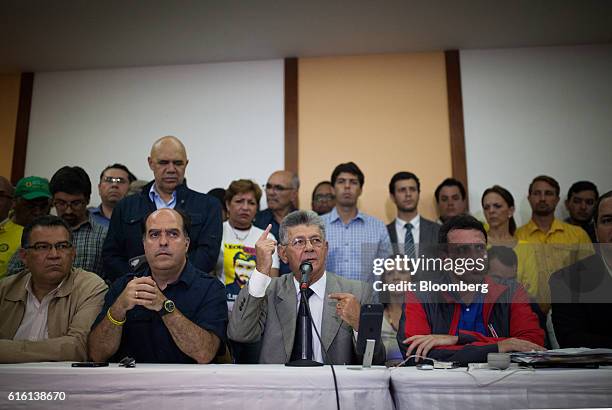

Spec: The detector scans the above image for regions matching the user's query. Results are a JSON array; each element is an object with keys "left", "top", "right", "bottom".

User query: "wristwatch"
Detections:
[{"left": 158, "top": 299, "right": 175, "bottom": 317}]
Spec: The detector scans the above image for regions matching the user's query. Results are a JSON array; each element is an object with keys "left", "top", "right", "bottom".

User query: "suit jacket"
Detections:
[
  {"left": 386, "top": 216, "right": 440, "bottom": 256},
  {"left": 228, "top": 271, "right": 385, "bottom": 365},
  {"left": 549, "top": 254, "right": 612, "bottom": 348}
]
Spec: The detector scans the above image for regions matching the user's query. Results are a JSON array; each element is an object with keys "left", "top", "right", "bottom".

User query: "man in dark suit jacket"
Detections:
[
  {"left": 228, "top": 210, "right": 385, "bottom": 365},
  {"left": 386, "top": 172, "right": 440, "bottom": 257},
  {"left": 550, "top": 191, "right": 612, "bottom": 348}
]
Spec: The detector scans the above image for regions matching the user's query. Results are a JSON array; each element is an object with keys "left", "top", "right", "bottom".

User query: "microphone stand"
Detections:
[{"left": 286, "top": 262, "right": 324, "bottom": 367}]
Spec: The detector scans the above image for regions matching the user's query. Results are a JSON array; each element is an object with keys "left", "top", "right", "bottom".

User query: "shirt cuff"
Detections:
[{"left": 248, "top": 269, "right": 272, "bottom": 298}]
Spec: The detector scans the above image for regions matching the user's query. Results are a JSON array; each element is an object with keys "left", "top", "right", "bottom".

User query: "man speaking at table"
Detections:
[
  {"left": 228, "top": 210, "right": 385, "bottom": 365},
  {"left": 88, "top": 208, "right": 227, "bottom": 363},
  {"left": 397, "top": 215, "right": 545, "bottom": 364}
]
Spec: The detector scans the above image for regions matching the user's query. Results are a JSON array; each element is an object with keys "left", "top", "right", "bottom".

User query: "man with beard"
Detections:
[
  {"left": 564, "top": 181, "right": 599, "bottom": 243},
  {"left": 254, "top": 170, "right": 299, "bottom": 275},
  {"left": 397, "top": 215, "right": 545, "bottom": 364},
  {"left": 89, "top": 164, "right": 137, "bottom": 228},
  {"left": 516, "top": 175, "right": 592, "bottom": 313},
  {"left": 387, "top": 172, "right": 439, "bottom": 258},
  {"left": 322, "top": 162, "right": 391, "bottom": 282}
]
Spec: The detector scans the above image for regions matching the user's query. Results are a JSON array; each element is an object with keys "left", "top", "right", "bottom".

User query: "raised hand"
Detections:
[{"left": 255, "top": 224, "right": 277, "bottom": 276}]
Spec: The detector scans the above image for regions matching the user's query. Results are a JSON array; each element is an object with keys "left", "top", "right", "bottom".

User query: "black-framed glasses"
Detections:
[
  {"left": 313, "top": 194, "right": 335, "bottom": 202},
  {"left": 264, "top": 183, "right": 292, "bottom": 192},
  {"left": 102, "top": 176, "right": 128, "bottom": 185},
  {"left": 53, "top": 199, "right": 86, "bottom": 210},
  {"left": 26, "top": 241, "right": 73, "bottom": 253},
  {"left": 287, "top": 237, "right": 324, "bottom": 249}
]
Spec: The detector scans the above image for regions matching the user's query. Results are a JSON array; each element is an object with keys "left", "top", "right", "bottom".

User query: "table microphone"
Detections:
[{"left": 299, "top": 261, "right": 313, "bottom": 290}]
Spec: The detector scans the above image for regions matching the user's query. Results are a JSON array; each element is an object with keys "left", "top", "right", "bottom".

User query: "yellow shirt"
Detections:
[
  {"left": 0, "top": 219, "right": 24, "bottom": 279},
  {"left": 515, "top": 218, "right": 593, "bottom": 312}
]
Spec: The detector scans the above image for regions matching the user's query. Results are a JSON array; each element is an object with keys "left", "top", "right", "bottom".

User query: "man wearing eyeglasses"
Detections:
[
  {"left": 0, "top": 215, "right": 107, "bottom": 363},
  {"left": 397, "top": 214, "right": 545, "bottom": 364},
  {"left": 89, "top": 164, "right": 137, "bottom": 228},
  {"left": 254, "top": 170, "right": 299, "bottom": 275},
  {"left": 103, "top": 136, "right": 222, "bottom": 283},
  {"left": 228, "top": 210, "right": 385, "bottom": 365}
]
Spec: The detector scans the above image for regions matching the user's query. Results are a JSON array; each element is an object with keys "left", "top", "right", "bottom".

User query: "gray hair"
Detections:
[
  {"left": 279, "top": 210, "right": 325, "bottom": 245},
  {"left": 290, "top": 173, "right": 300, "bottom": 190}
]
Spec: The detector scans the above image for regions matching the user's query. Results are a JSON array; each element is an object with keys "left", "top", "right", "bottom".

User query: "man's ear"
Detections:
[
  {"left": 148, "top": 156, "right": 154, "bottom": 171},
  {"left": 278, "top": 244, "right": 288, "bottom": 264}
]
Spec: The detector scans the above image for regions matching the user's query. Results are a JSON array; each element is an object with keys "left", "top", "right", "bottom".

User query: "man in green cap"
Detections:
[{"left": 0, "top": 176, "right": 51, "bottom": 278}]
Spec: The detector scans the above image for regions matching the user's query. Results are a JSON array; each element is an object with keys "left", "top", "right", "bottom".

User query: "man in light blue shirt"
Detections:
[{"left": 321, "top": 162, "right": 391, "bottom": 282}]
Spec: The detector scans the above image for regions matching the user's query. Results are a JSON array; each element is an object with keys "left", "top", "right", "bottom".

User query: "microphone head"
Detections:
[{"left": 299, "top": 261, "right": 313, "bottom": 275}]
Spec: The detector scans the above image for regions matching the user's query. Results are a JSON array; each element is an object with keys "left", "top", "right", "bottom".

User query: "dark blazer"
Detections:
[
  {"left": 549, "top": 254, "right": 612, "bottom": 348},
  {"left": 386, "top": 216, "right": 440, "bottom": 255},
  {"left": 102, "top": 181, "right": 223, "bottom": 282},
  {"left": 228, "top": 271, "right": 385, "bottom": 365}
]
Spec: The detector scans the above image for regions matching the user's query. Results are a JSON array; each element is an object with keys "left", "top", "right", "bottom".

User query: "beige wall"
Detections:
[
  {"left": 0, "top": 74, "right": 20, "bottom": 179},
  {"left": 298, "top": 53, "right": 452, "bottom": 223}
]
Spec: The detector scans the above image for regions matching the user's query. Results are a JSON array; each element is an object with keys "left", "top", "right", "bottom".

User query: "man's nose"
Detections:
[
  {"left": 47, "top": 246, "right": 60, "bottom": 258},
  {"left": 159, "top": 233, "right": 169, "bottom": 246}
]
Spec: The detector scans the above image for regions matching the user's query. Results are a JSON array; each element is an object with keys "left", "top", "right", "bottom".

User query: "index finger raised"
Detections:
[
  {"left": 328, "top": 292, "right": 353, "bottom": 301},
  {"left": 258, "top": 224, "right": 272, "bottom": 241}
]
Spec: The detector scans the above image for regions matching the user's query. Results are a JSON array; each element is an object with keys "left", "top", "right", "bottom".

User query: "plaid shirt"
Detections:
[
  {"left": 7, "top": 215, "right": 108, "bottom": 278},
  {"left": 322, "top": 208, "right": 392, "bottom": 282}
]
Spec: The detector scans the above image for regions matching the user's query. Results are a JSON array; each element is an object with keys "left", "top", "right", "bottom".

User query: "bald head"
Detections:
[
  {"left": 265, "top": 170, "right": 299, "bottom": 212},
  {"left": 148, "top": 136, "right": 189, "bottom": 195},
  {"left": 0, "top": 176, "right": 14, "bottom": 221}
]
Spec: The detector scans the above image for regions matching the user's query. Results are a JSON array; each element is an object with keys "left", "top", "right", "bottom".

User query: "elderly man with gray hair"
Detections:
[{"left": 228, "top": 210, "right": 385, "bottom": 365}]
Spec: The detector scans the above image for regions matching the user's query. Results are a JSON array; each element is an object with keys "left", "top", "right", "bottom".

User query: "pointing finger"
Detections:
[{"left": 259, "top": 224, "right": 272, "bottom": 241}]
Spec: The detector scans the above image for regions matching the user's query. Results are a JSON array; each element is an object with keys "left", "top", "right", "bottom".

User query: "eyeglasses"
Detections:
[
  {"left": 286, "top": 237, "right": 324, "bottom": 249},
  {"left": 313, "top": 194, "right": 335, "bottom": 202},
  {"left": 264, "top": 183, "right": 292, "bottom": 193},
  {"left": 53, "top": 199, "right": 86, "bottom": 210},
  {"left": 102, "top": 176, "right": 128, "bottom": 184},
  {"left": 26, "top": 241, "right": 73, "bottom": 253}
]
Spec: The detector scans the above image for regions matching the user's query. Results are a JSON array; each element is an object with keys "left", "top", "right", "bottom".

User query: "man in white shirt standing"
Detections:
[
  {"left": 387, "top": 172, "right": 440, "bottom": 259},
  {"left": 228, "top": 210, "right": 385, "bottom": 365}
]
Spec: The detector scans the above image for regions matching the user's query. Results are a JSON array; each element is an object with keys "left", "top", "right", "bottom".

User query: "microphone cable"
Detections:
[{"left": 303, "top": 295, "right": 340, "bottom": 410}]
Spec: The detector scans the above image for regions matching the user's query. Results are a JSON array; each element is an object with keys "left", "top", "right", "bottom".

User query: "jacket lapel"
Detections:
[
  {"left": 321, "top": 273, "right": 343, "bottom": 352},
  {"left": 274, "top": 275, "right": 298, "bottom": 359}
]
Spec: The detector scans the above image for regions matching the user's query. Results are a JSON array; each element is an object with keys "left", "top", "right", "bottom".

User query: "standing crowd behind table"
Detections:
[{"left": 0, "top": 135, "right": 610, "bottom": 367}]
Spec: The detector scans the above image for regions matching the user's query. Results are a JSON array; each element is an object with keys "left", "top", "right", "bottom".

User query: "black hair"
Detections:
[
  {"left": 99, "top": 163, "right": 137, "bottom": 183},
  {"left": 481, "top": 185, "right": 517, "bottom": 236},
  {"left": 49, "top": 166, "right": 92, "bottom": 199},
  {"left": 594, "top": 190, "right": 612, "bottom": 226},
  {"left": 487, "top": 246, "right": 518, "bottom": 268},
  {"left": 434, "top": 178, "right": 466, "bottom": 203},
  {"left": 438, "top": 214, "right": 488, "bottom": 244},
  {"left": 566, "top": 180, "right": 599, "bottom": 200},
  {"left": 389, "top": 171, "right": 420, "bottom": 194},
  {"left": 207, "top": 188, "right": 227, "bottom": 212},
  {"left": 141, "top": 208, "right": 192, "bottom": 239},
  {"left": 330, "top": 162, "right": 364, "bottom": 187},
  {"left": 21, "top": 215, "right": 73, "bottom": 248},
  {"left": 311, "top": 181, "right": 333, "bottom": 200}
]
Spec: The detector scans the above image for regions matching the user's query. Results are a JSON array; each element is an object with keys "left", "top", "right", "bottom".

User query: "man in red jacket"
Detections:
[{"left": 397, "top": 214, "right": 545, "bottom": 364}]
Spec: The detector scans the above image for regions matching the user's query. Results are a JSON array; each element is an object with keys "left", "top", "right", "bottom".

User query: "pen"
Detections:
[{"left": 488, "top": 323, "right": 499, "bottom": 338}]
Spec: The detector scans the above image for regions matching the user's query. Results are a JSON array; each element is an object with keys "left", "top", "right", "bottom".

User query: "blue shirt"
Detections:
[
  {"left": 321, "top": 208, "right": 392, "bottom": 282},
  {"left": 93, "top": 261, "right": 228, "bottom": 363},
  {"left": 456, "top": 292, "right": 487, "bottom": 335},
  {"left": 88, "top": 205, "right": 110, "bottom": 228},
  {"left": 148, "top": 184, "right": 177, "bottom": 209}
]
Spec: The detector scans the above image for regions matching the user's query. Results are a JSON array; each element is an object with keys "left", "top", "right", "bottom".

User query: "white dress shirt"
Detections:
[
  {"left": 13, "top": 278, "right": 63, "bottom": 341},
  {"left": 248, "top": 270, "right": 327, "bottom": 363}
]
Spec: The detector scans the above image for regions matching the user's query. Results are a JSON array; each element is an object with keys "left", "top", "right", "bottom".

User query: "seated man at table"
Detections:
[
  {"left": 397, "top": 215, "right": 545, "bottom": 364},
  {"left": 88, "top": 208, "right": 227, "bottom": 363},
  {"left": 228, "top": 210, "right": 385, "bottom": 365},
  {"left": 0, "top": 215, "right": 107, "bottom": 363}
]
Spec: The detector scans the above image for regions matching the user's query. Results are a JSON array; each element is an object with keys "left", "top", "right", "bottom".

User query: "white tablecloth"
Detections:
[
  {"left": 390, "top": 366, "right": 612, "bottom": 409},
  {"left": 0, "top": 363, "right": 393, "bottom": 410}
]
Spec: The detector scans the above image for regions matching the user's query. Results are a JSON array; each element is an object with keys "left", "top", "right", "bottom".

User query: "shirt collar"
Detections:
[
  {"left": 329, "top": 207, "right": 364, "bottom": 224},
  {"left": 396, "top": 214, "right": 420, "bottom": 230},
  {"left": 292, "top": 271, "right": 327, "bottom": 300},
  {"left": 526, "top": 217, "right": 565, "bottom": 235},
  {"left": 149, "top": 184, "right": 177, "bottom": 207},
  {"left": 142, "top": 260, "right": 196, "bottom": 288},
  {"left": 71, "top": 213, "right": 93, "bottom": 231},
  {"left": 25, "top": 276, "right": 64, "bottom": 304}
]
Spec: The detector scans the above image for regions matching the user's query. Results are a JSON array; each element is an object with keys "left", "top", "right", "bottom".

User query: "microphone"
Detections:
[{"left": 299, "top": 261, "right": 313, "bottom": 290}]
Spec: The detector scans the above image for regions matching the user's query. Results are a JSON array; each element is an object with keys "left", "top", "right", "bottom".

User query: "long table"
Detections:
[
  {"left": 390, "top": 365, "right": 612, "bottom": 409},
  {"left": 0, "top": 363, "right": 393, "bottom": 410}
]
